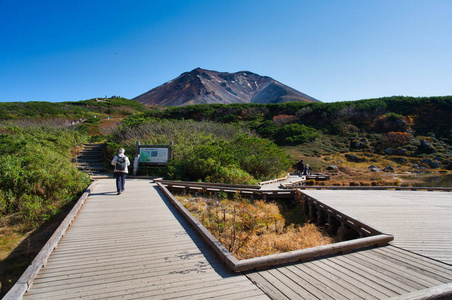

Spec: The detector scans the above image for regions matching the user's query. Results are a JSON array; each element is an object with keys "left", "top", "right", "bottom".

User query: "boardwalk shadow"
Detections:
[
  {"left": 89, "top": 191, "right": 118, "bottom": 196},
  {"left": 0, "top": 198, "right": 78, "bottom": 298},
  {"left": 152, "top": 185, "right": 240, "bottom": 279}
]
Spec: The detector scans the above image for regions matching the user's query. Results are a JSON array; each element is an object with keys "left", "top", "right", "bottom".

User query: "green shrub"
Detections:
[
  {"left": 277, "top": 124, "right": 319, "bottom": 145},
  {"left": 0, "top": 124, "right": 91, "bottom": 228},
  {"left": 207, "top": 165, "right": 257, "bottom": 185},
  {"left": 257, "top": 120, "right": 279, "bottom": 138},
  {"left": 110, "top": 119, "right": 291, "bottom": 183}
]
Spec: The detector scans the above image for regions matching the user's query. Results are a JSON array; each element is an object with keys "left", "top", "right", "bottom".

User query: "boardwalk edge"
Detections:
[{"left": 3, "top": 180, "right": 98, "bottom": 300}]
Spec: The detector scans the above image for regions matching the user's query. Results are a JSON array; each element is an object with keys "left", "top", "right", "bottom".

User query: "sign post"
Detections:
[{"left": 133, "top": 142, "right": 172, "bottom": 175}]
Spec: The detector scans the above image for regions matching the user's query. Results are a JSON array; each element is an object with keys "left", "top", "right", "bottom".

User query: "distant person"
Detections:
[
  {"left": 111, "top": 148, "right": 131, "bottom": 195},
  {"left": 297, "top": 159, "right": 305, "bottom": 177},
  {"left": 304, "top": 164, "right": 311, "bottom": 175}
]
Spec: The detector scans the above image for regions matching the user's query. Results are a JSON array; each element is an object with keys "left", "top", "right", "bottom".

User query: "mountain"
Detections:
[{"left": 133, "top": 68, "right": 320, "bottom": 106}]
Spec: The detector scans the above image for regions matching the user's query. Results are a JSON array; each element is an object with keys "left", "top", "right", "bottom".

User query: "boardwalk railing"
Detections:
[
  {"left": 156, "top": 181, "right": 394, "bottom": 272},
  {"left": 281, "top": 184, "right": 452, "bottom": 191},
  {"left": 155, "top": 179, "right": 295, "bottom": 200},
  {"left": 300, "top": 191, "right": 382, "bottom": 238}
]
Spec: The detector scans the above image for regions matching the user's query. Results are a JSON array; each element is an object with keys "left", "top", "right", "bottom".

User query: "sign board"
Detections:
[{"left": 136, "top": 144, "right": 171, "bottom": 166}]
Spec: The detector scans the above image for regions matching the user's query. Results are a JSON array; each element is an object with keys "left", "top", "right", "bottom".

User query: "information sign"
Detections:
[{"left": 136, "top": 143, "right": 172, "bottom": 166}]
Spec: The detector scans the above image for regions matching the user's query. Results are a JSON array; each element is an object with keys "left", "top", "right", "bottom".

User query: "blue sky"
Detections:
[{"left": 1, "top": 0, "right": 451, "bottom": 103}]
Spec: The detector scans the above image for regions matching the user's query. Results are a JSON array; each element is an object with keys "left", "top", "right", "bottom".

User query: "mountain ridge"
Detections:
[{"left": 133, "top": 68, "right": 320, "bottom": 106}]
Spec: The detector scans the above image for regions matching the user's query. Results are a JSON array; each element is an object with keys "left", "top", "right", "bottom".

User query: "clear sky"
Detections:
[{"left": 1, "top": 0, "right": 451, "bottom": 103}]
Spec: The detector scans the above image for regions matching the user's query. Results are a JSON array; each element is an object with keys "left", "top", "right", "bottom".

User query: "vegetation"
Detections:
[
  {"left": 212, "top": 97, "right": 443, "bottom": 129},
  {"left": 118, "top": 95, "right": 451, "bottom": 183},
  {"left": 128, "top": 96, "right": 451, "bottom": 154},
  {"left": 0, "top": 121, "right": 92, "bottom": 296},
  {"left": 0, "top": 123, "right": 91, "bottom": 228},
  {"left": 177, "top": 194, "right": 334, "bottom": 260},
  {"left": 0, "top": 97, "right": 147, "bottom": 120},
  {"left": 109, "top": 119, "right": 291, "bottom": 184}
]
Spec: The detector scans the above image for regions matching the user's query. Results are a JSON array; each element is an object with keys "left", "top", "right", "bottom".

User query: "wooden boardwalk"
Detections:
[
  {"left": 303, "top": 190, "right": 452, "bottom": 264},
  {"left": 15, "top": 181, "right": 452, "bottom": 299},
  {"left": 21, "top": 179, "right": 268, "bottom": 300},
  {"left": 246, "top": 190, "right": 452, "bottom": 299}
]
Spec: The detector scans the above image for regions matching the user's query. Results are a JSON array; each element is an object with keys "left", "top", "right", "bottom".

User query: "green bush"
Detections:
[
  {"left": 110, "top": 119, "right": 291, "bottom": 183},
  {"left": 206, "top": 165, "right": 256, "bottom": 185},
  {"left": 166, "top": 134, "right": 290, "bottom": 183},
  {"left": 0, "top": 124, "right": 91, "bottom": 228},
  {"left": 277, "top": 124, "right": 320, "bottom": 145}
]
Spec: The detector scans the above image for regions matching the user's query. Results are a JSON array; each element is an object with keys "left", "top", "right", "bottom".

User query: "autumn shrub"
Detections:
[
  {"left": 178, "top": 195, "right": 333, "bottom": 260},
  {"left": 381, "top": 131, "right": 413, "bottom": 147},
  {"left": 371, "top": 113, "right": 409, "bottom": 133},
  {"left": 241, "top": 223, "right": 333, "bottom": 259},
  {"left": 272, "top": 114, "right": 298, "bottom": 125}
]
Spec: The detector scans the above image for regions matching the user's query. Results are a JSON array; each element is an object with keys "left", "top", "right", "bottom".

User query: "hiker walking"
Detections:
[
  {"left": 111, "top": 148, "right": 131, "bottom": 195},
  {"left": 297, "top": 159, "right": 305, "bottom": 177}
]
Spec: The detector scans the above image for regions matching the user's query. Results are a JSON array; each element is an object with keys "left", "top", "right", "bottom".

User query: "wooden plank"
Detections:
[
  {"left": 38, "top": 239, "right": 208, "bottom": 261},
  {"left": 246, "top": 272, "right": 291, "bottom": 300},
  {"left": 357, "top": 250, "right": 445, "bottom": 287},
  {"left": 28, "top": 264, "right": 234, "bottom": 295},
  {"left": 284, "top": 265, "right": 350, "bottom": 300},
  {"left": 276, "top": 267, "right": 330, "bottom": 299},
  {"left": 211, "top": 290, "right": 270, "bottom": 300},
  {"left": 38, "top": 275, "right": 254, "bottom": 300},
  {"left": 318, "top": 256, "right": 399, "bottom": 297},
  {"left": 291, "top": 264, "right": 358, "bottom": 299},
  {"left": 256, "top": 269, "right": 303, "bottom": 299},
  {"left": 300, "top": 186, "right": 452, "bottom": 191},
  {"left": 126, "top": 279, "right": 263, "bottom": 300},
  {"left": 267, "top": 268, "right": 318, "bottom": 300},
  {"left": 308, "top": 259, "right": 389, "bottom": 299},
  {"left": 334, "top": 254, "right": 414, "bottom": 294},
  {"left": 372, "top": 247, "right": 452, "bottom": 282},
  {"left": 349, "top": 252, "right": 430, "bottom": 290},
  {"left": 28, "top": 258, "right": 218, "bottom": 289}
]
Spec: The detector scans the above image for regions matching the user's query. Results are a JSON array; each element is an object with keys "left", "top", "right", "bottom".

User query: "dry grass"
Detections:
[
  {"left": 0, "top": 202, "right": 77, "bottom": 297},
  {"left": 305, "top": 152, "right": 443, "bottom": 187},
  {"left": 0, "top": 228, "right": 29, "bottom": 261},
  {"left": 239, "top": 223, "right": 333, "bottom": 259},
  {"left": 176, "top": 195, "right": 334, "bottom": 260}
]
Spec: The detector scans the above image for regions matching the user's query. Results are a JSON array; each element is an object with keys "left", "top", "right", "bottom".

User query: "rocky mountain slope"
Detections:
[{"left": 133, "top": 68, "right": 320, "bottom": 106}]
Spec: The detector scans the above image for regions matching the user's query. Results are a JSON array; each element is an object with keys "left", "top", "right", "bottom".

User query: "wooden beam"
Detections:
[{"left": 389, "top": 283, "right": 452, "bottom": 300}]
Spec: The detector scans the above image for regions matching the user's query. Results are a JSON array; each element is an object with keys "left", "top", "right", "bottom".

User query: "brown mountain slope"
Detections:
[{"left": 133, "top": 68, "right": 320, "bottom": 106}]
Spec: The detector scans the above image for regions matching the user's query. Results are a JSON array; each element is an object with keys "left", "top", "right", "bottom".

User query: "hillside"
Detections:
[
  {"left": 133, "top": 68, "right": 320, "bottom": 106},
  {"left": 129, "top": 96, "right": 452, "bottom": 174}
]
